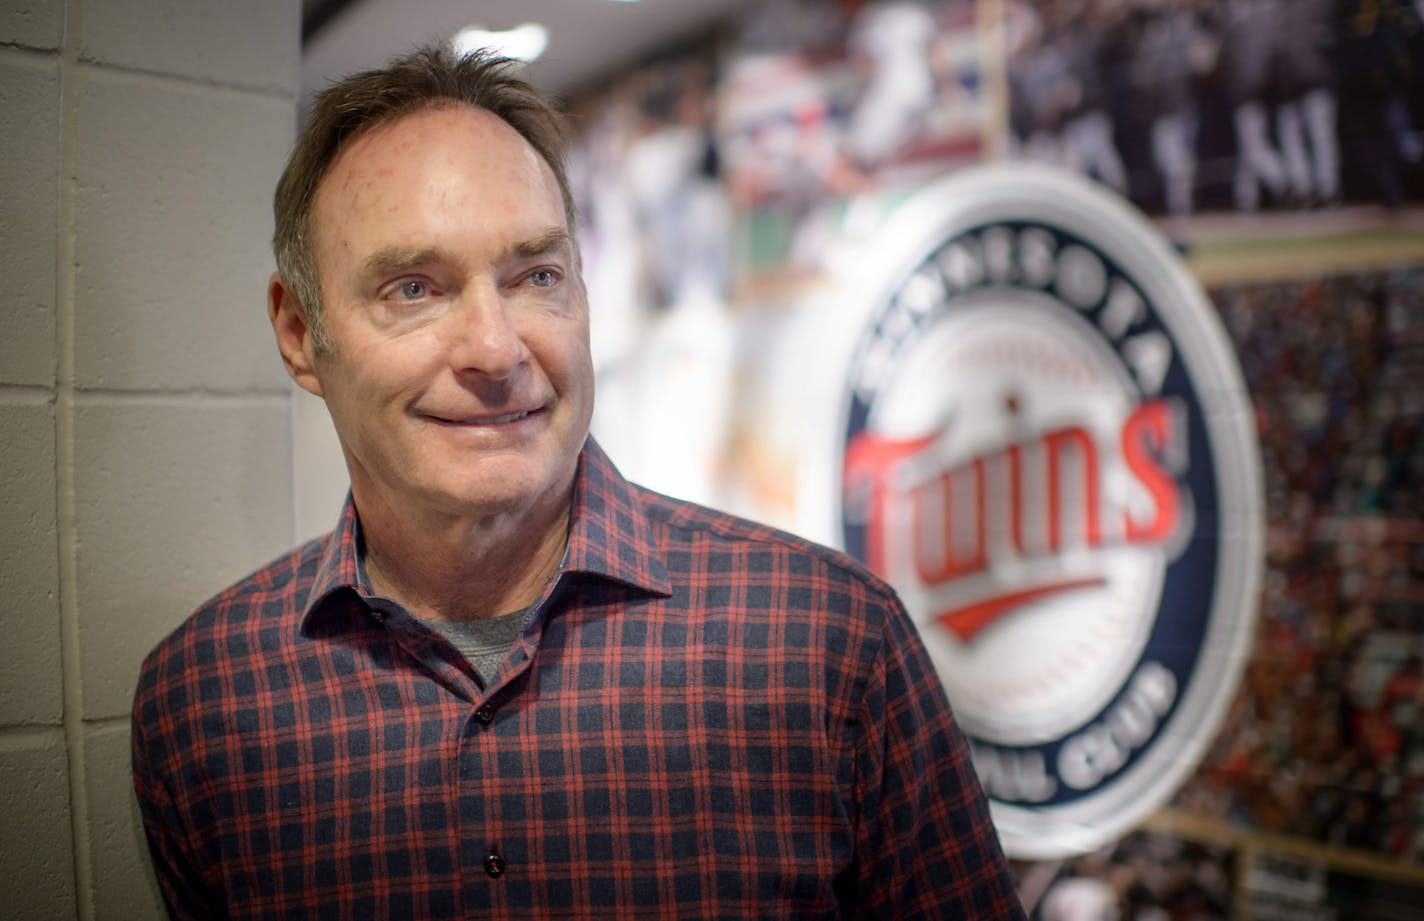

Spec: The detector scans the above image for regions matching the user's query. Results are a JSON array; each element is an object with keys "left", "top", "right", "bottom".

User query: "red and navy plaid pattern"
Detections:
[{"left": 133, "top": 440, "right": 1025, "bottom": 919}]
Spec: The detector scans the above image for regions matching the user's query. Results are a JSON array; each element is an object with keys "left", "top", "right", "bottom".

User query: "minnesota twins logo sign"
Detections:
[{"left": 836, "top": 164, "right": 1262, "bottom": 859}]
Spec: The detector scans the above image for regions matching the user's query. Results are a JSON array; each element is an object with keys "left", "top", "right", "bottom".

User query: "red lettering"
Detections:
[
  {"left": 913, "top": 458, "right": 989, "bottom": 586},
  {"left": 1045, "top": 427, "right": 1101, "bottom": 550},
  {"left": 1121, "top": 400, "right": 1181, "bottom": 543},
  {"left": 843, "top": 431, "right": 934, "bottom": 576},
  {"left": 844, "top": 399, "right": 1184, "bottom": 634},
  {"left": 1008, "top": 441, "right": 1026, "bottom": 553}
]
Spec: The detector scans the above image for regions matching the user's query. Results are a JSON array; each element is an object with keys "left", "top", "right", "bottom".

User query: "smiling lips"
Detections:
[{"left": 427, "top": 409, "right": 535, "bottom": 426}]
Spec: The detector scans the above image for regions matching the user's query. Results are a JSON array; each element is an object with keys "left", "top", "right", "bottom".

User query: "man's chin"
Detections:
[{"left": 421, "top": 469, "right": 564, "bottom": 520}]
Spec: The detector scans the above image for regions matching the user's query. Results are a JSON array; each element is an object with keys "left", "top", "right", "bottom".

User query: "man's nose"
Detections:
[{"left": 447, "top": 281, "right": 531, "bottom": 380}]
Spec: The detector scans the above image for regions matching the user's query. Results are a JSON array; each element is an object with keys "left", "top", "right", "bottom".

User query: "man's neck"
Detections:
[{"left": 355, "top": 487, "right": 572, "bottom": 622}]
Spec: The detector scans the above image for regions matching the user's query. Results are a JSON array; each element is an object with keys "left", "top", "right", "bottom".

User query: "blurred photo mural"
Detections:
[{"left": 567, "top": 1, "right": 1424, "bottom": 917}]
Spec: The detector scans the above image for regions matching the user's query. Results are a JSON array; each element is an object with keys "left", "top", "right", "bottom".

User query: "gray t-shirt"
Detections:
[{"left": 420, "top": 607, "right": 528, "bottom": 688}]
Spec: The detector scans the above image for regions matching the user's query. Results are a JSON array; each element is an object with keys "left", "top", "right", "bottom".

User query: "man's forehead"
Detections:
[
  {"left": 330, "top": 104, "right": 525, "bottom": 176},
  {"left": 311, "top": 103, "right": 566, "bottom": 241}
]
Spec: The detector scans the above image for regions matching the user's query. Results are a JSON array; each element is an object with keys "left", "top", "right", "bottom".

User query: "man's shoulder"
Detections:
[{"left": 630, "top": 483, "right": 901, "bottom": 607}]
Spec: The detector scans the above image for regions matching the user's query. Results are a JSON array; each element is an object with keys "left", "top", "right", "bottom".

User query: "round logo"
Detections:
[{"left": 835, "top": 164, "right": 1262, "bottom": 859}]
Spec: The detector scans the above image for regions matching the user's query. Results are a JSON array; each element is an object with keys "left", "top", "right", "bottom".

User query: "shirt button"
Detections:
[
  {"left": 484, "top": 850, "right": 506, "bottom": 878},
  {"left": 474, "top": 704, "right": 495, "bottom": 724}
]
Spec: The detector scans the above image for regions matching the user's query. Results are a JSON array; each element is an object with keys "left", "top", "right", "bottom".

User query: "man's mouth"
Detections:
[
  {"left": 429, "top": 409, "right": 534, "bottom": 426},
  {"left": 473, "top": 410, "right": 531, "bottom": 425}
]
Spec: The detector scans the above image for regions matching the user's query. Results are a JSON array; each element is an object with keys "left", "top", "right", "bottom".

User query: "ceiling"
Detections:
[{"left": 302, "top": 0, "right": 749, "bottom": 105}]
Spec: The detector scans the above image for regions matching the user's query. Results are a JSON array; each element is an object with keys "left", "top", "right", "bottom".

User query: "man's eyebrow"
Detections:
[
  {"left": 360, "top": 247, "right": 448, "bottom": 277},
  {"left": 359, "top": 231, "right": 571, "bottom": 277},
  {"left": 509, "top": 228, "right": 573, "bottom": 260}
]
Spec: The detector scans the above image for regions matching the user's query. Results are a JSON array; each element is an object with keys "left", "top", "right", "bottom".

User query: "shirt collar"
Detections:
[
  {"left": 298, "top": 496, "right": 367, "bottom": 632},
  {"left": 300, "top": 437, "right": 672, "bottom": 632},
  {"left": 562, "top": 438, "right": 673, "bottom": 596}
]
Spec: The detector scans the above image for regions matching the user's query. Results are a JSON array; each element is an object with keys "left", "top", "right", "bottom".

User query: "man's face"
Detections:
[{"left": 302, "top": 104, "right": 593, "bottom": 525}]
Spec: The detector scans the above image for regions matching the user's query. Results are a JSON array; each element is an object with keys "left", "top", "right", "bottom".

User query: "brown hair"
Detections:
[{"left": 273, "top": 44, "right": 575, "bottom": 351}]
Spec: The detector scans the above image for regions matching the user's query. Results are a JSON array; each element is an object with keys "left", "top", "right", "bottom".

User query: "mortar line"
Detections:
[
  {"left": 0, "top": 384, "right": 57, "bottom": 401},
  {"left": 81, "top": 714, "right": 133, "bottom": 730},
  {"left": 0, "top": 724, "right": 69, "bottom": 747},
  {"left": 55, "top": 2, "right": 96, "bottom": 918},
  {"left": 71, "top": 387, "right": 291, "bottom": 404},
  {"left": 0, "top": 42, "right": 59, "bottom": 61},
  {"left": 71, "top": 56, "right": 292, "bottom": 102}
]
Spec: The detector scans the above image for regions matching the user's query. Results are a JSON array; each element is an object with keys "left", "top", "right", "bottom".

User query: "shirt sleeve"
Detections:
[
  {"left": 850, "top": 596, "right": 1027, "bottom": 920},
  {"left": 131, "top": 671, "right": 225, "bottom": 920}
]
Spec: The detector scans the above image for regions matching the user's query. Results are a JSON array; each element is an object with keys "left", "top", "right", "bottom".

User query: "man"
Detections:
[{"left": 132, "top": 45, "right": 1024, "bottom": 920}]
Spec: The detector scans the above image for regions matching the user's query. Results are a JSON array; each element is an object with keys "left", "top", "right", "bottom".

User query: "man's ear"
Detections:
[{"left": 268, "top": 273, "right": 325, "bottom": 398}]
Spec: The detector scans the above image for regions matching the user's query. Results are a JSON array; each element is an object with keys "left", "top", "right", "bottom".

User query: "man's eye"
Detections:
[
  {"left": 397, "top": 280, "right": 427, "bottom": 299},
  {"left": 528, "top": 269, "right": 558, "bottom": 288}
]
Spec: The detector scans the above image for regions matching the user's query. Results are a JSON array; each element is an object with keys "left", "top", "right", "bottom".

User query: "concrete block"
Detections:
[
  {"left": 0, "top": 400, "right": 62, "bottom": 725},
  {"left": 292, "top": 385, "right": 348, "bottom": 543},
  {"left": 0, "top": 729, "right": 79, "bottom": 920},
  {"left": 74, "top": 396, "right": 294, "bottom": 720},
  {"left": 73, "top": 68, "right": 293, "bottom": 394},
  {"left": 84, "top": 722, "right": 165, "bottom": 921},
  {"left": 80, "top": 0, "right": 299, "bottom": 95},
  {"left": 0, "top": 51, "right": 59, "bottom": 386},
  {"left": 0, "top": 1, "right": 64, "bottom": 50}
]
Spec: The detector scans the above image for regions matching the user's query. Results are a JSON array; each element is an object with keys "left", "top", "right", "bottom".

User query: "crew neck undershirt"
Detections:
[{"left": 419, "top": 607, "right": 529, "bottom": 688}]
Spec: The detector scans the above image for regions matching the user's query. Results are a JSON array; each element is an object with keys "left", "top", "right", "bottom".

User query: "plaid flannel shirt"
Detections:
[{"left": 133, "top": 439, "right": 1024, "bottom": 919}]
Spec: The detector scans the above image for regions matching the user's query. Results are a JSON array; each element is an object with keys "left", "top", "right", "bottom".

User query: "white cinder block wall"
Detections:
[{"left": 0, "top": 1, "right": 304, "bottom": 917}]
